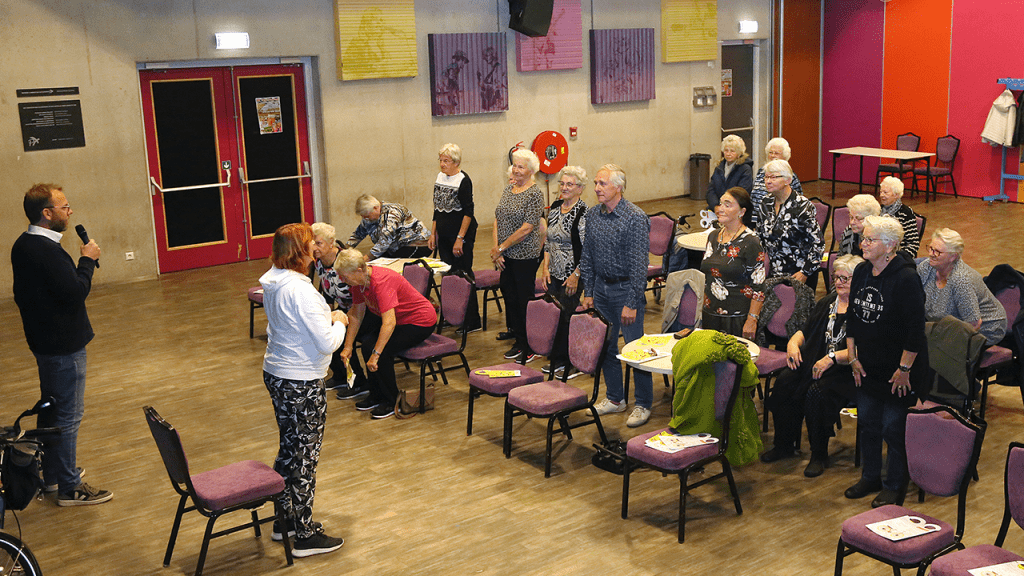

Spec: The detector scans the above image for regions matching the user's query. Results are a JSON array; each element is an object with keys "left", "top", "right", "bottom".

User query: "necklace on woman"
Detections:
[
  {"left": 719, "top": 225, "right": 744, "bottom": 245},
  {"left": 825, "top": 297, "right": 846, "bottom": 356}
]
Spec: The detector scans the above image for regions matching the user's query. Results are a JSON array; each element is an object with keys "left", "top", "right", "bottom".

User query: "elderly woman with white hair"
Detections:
[
  {"left": 877, "top": 176, "right": 921, "bottom": 255},
  {"left": 755, "top": 159, "right": 824, "bottom": 284},
  {"left": 347, "top": 194, "right": 431, "bottom": 260},
  {"left": 491, "top": 148, "right": 545, "bottom": 361},
  {"left": 750, "top": 137, "right": 803, "bottom": 225},
  {"left": 707, "top": 134, "right": 754, "bottom": 209},
  {"left": 837, "top": 194, "right": 881, "bottom": 257},
  {"left": 845, "top": 215, "right": 927, "bottom": 508},
  {"left": 429, "top": 142, "right": 481, "bottom": 332},
  {"left": 918, "top": 228, "right": 1007, "bottom": 345}
]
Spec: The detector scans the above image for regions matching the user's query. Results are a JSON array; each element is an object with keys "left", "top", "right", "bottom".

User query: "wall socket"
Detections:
[{"left": 125, "top": 251, "right": 135, "bottom": 261}]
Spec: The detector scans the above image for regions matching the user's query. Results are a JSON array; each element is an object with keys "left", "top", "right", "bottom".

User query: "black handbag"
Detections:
[
  {"left": 1, "top": 442, "right": 44, "bottom": 511},
  {"left": 591, "top": 440, "right": 628, "bottom": 475}
]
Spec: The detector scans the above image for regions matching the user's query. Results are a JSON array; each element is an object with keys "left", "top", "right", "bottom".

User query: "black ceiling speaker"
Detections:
[{"left": 509, "top": 0, "right": 554, "bottom": 37}]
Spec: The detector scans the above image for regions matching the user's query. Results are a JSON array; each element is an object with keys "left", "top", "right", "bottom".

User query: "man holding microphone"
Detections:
[{"left": 11, "top": 183, "right": 112, "bottom": 506}]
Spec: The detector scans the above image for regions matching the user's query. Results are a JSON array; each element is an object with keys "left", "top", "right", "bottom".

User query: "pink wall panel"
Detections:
[
  {"left": 948, "top": 0, "right": 1024, "bottom": 201},
  {"left": 515, "top": 0, "right": 583, "bottom": 72},
  {"left": 820, "top": 0, "right": 885, "bottom": 182}
]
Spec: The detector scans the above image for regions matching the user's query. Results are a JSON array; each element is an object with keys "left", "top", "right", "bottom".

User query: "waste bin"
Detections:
[{"left": 688, "top": 153, "right": 711, "bottom": 201}]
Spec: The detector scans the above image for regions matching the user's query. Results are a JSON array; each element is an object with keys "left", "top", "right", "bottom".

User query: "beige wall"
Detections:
[{"left": 0, "top": 0, "right": 768, "bottom": 297}]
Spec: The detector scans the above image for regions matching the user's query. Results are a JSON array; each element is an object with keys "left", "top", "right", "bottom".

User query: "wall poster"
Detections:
[
  {"left": 661, "top": 0, "right": 718, "bottom": 62},
  {"left": 589, "top": 28, "right": 656, "bottom": 104},
  {"left": 515, "top": 0, "right": 583, "bottom": 72},
  {"left": 428, "top": 33, "right": 508, "bottom": 117},
  {"left": 335, "top": 0, "right": 418, "bottom": 81}
]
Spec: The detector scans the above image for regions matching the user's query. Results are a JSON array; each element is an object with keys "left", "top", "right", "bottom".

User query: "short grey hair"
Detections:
[
  {"left": 558, "top": 165, "right": 587, "bottom": 187},
  {"left": 333, "top": 248, "right": 368, "bottom": 275},
  {"left": 847, "top": 194, "right": 881, "bottom": 219},
  {"left": 722, "top": 134, "right": 746, "bottom": 155},
  {"left": 833, "top": 253, "right": 864, "bottom": 276},
  {"left": 354, "top": 194, "right": 380, "bottom": 217},
  {"left": 511, "top": 148, "right": 540, "bottom": 175},
  {"left": 598, "top": 163, "right": 626, "bottom": 191},
  {"left": 879, "top": 176, "right": 905, "bottom": 200},
  {"left": 932, "top": 228, "right": 965, "bottom": 255},
  {"left": 439, "top": 143, "right": 461, "bottom": 165},
  {"left": 765, "top": 137, "right": 792, "bottom": 160},
  {"left": 311, "top": 222, "right": 336, "bottom": 243},
  {"left": 762, "top": 159, "right": 794, "bottom": 185},
  {"left": 863, "top": 215, "right": 904, "bottom": 251}
]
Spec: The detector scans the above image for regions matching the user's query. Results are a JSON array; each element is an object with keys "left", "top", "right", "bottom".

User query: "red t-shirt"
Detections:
[{"left": 352, "top": 266, "right": 437, "bottom": 327}]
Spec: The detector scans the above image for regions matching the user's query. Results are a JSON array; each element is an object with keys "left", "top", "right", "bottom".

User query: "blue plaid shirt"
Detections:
[{"left": 580, "top": 197, "right": 650, "bottom": 309}]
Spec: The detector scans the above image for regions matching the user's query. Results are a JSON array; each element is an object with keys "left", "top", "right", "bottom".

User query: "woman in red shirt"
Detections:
[{"left": 335, "top": 249, "right": 437, "bottom": 419}]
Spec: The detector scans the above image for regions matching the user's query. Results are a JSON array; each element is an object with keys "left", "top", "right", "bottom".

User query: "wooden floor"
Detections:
[{"left": 2, "top": 181, "right": 1022, "bottom": 575}]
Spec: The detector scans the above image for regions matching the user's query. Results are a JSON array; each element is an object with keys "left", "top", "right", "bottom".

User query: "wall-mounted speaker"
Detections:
[{"left": 509, "top": 0, "right": 554, "bottom": 37}]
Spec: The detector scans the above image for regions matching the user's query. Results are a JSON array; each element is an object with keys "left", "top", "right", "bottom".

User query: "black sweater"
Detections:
[{"left": 11, "top": 231, "right": 96, "bottom": 355}]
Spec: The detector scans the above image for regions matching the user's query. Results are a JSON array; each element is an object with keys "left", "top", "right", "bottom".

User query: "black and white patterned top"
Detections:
[
  {"left": 347, "top": 202, "right": 429, "bottom": 259},
  {"left": 917, "top": 259, "right": 1008, "bottom": 344},
  {"left": 545, "top": 199, "right": 587, "bottom": 281},
  {"left": 756, "top": 192, "right": 824, "bottom": 278},
  {"left": 313, "top": 240, "right": 353, "bottom": 311},
  {"left": 432, "top": 170, "right": 477, "bottom": 243},
  {"left": 751, "top": 168, "right": 803, "bottom": 227},
  {"left": 580, "top": 197, "right": 650, "bottom": 310},
  {"left": 838, "top": 227, "right": 863, "bottom": 257},
  {"left": 701, "top": 228, "right": 766, "bottom": 317},
  {"left": 494, "top": 184, "right": 543, "bottom": 260},
  {"left": 880, "top": 201, "right": 920, "bottom": 256}
]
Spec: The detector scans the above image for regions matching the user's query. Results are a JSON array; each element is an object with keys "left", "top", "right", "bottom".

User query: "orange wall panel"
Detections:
[{"left": 781, "top": 0, "right": 821, "bottom": 181}]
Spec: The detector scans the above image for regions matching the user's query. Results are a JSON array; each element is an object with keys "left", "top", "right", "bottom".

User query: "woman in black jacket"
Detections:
[{"left": 707, "top": 134, "right": 753, "bottom": 209}]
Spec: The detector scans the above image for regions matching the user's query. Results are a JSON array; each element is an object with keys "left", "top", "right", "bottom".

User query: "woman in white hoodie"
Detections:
[{"left": 260, "top": 223, "right": 348, "bottom": 557}]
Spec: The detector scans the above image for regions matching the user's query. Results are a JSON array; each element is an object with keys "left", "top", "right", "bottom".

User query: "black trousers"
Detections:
[
  {"left": 545, "top": 276, "right": 581, "bottom": 366},
  {"left": 357, "top": 312, "right": 434, "bottom": 406},
  {"left": 499, "top": 256, "right": 541, "bottom": 352}
]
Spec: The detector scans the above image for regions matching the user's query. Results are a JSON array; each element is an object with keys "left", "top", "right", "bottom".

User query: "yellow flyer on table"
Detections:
[
  {"left": 617, "top": 347, "right": 668, "bottom": 363},
  {"left": 638, "top": 334, "right": 673, "bottom": 347}
]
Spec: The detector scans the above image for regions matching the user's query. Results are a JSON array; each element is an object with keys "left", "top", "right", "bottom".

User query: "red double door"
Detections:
[{"left": 140, "top": 64, "right": 314, "bottom": 273}]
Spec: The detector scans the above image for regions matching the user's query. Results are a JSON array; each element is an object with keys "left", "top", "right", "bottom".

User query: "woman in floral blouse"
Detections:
[{"left": 701, "top": 187, "right": 766, "bottom": 339}]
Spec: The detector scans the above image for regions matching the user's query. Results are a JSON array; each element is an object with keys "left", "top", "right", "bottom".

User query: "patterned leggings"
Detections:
[{"left": 263, "top": 371, "right": 327, "bottom": 539}]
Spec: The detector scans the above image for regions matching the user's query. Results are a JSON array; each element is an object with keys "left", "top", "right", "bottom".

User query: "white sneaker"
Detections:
[
  {"left": 626, "top": 406, "right": 651, "bottom": 428},
  {"left": 593, "top": 398, "right": 627, "bottom": 415}
]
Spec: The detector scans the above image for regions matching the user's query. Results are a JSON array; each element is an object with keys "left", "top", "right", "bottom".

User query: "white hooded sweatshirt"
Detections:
[
  {"left": 981, "top": 89, "right": 1017, "bottom": 147},
  {"left": 260, "top": 266, "right": 346, "bottom": 381}
]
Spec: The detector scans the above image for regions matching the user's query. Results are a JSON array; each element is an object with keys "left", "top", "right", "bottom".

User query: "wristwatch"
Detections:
[
  {"left": 827, "top": 351, "right": 836, "bottom": 362},
  {"left": 899, "top": 364, "right": 912, "bottom": 373}
]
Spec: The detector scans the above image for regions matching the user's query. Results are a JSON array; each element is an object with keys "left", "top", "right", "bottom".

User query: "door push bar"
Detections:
[
  {"left": 239, "top": 162, "right": 311, "bottom": 186},
  {"left": 149, "top": 168, "right": 232, "bottom": 196}
]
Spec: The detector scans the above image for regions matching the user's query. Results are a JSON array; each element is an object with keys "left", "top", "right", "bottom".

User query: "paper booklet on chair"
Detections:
[
  {"left": 968, "top": 560, "right": 1024, "bottom": 576},
  {"left": 474, "top": 369, "right": 521, "bottom": 378},
  {"left": 865, "top": 515, "right": 941, "bottom": 542},
  {"left": 644, "top": 431, "right": 719, "bottom": 453}
]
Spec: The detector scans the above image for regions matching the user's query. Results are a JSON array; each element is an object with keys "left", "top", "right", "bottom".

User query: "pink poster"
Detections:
[{"left": 514, "top": 0, "right": 583, "bottom": 72}]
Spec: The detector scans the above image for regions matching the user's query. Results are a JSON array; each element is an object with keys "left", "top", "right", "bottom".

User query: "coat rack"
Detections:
[{"left": 987, "top": 78, "right": 1024, "bottom": 204}]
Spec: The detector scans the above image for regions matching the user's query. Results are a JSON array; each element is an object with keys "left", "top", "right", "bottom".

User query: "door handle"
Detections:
[{"left": 150, "top": 168, "right": 231, "bottom": 194}]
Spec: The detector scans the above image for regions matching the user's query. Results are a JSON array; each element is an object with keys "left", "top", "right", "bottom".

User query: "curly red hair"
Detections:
[{"left": 271, "top": 223, "right": 314, "bottom": 273}]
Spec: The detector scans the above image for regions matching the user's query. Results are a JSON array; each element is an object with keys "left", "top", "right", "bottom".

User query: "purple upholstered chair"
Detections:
[
  {"left": 913, "top": 134, "right": 960, "bottom": 201},
  {"left": 929, "top": 442, "right": 1024, "bottom": 576},
  {"left": 402, "top": 259, "right": 433, "bottom": 299},
  {"left": 646, "top": 212, "right": 676, "bottom": 300},
  {"left": 808, "top": 197, "right": 832, "bottom": 287},
  {"left": 755, "top": 283, "right": 797, "bottom": 431},
  {"left": 466, "top": 296, "right": 561, "bottom": 435},
  {"left": 397, "top": 272, "right": 474, "bottom": 413},
  {"left": 144, "top": 406, "right": 293, "bottom": 576},
  {"left": 621, "top": 360, "right": 745, "bottom": 543},
  {"left": 503, "top": 308, "right": 611, "bottom": 477},
  {"left": 474, "top": 268, "right": 502, "bottom": 331},
  {"left": 247, "top": 286, "right": 264, "bottom": 338},
  {"left": 834, "top": 405, "right": 986, "bottom": 576},
  {"left": 875, "top": 132, "right": 922, "bottom": 189},
  {"left": 975, "top": 285, "right": 1021, "bottom": 418}
]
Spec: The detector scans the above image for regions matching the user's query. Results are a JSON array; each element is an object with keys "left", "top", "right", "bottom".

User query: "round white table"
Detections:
[
  {"left": 619, "top": 332, "right": 760, "bottom": 376},
  {"left": 369, "top": 257, "right": 451, "bottom": 275},
  {"left": 676, "top": 229, "right": 713, "bottom": 252}
]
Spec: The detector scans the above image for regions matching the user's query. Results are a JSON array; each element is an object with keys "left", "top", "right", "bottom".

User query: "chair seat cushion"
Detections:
[
  {"left": 913, "top": 167, "right": 952, "bottom": 177},
  {"left": 625, "top": 428, "right": 720, "bottom": 470},
  {"left": 469, "top": 363, "right": 544, "bottom": 394},
  {"left": 508, "top": 381, "right": 587, "bottom": 415},
  {"left": 755, "top": 348, "right": 788, "bottom": 375},
  {"left": 400, "top": 334, "right": 458, "bottom": 360},
  {"left": 191, "top": 459, "right": 285, "bottom": 511},
  {"left": 929, "top": 544, "right": 1023, "bottom": 576},
  {"left": 647, "top": 264, "right": 664, "bottom": 278},
  {"left": 474, "top": 269, "right": 500, "bottom": 288},
  {"left": 878, "top": 163, "right": 915, "bottom": 173},
  {"left": 979, "top": 345, "right": 1012, "bottom": 368},
  {"left": 840, "top": 504, "right": 955, "bottom": 565},
  {"left": 247, "top": 287, "right": 264, "bottom": 304}
]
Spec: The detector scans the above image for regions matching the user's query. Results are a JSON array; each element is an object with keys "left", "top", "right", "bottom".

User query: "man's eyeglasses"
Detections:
[{"left": 45, "top": 204, "right": 71, "bottom": 212}]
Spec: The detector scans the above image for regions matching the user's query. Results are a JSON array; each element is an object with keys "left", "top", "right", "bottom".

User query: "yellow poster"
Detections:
[
  {"left": 661, "top": 0, "right": 718, "bottom": 63},
  {"left": 335, "top": 0, "right": 418, "bottom": 81}
]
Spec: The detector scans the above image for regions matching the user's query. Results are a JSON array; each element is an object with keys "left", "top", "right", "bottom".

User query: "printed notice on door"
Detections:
[
  {"left": 722, "top": 69, "right": 733, "bottom": 97},
  {"left": 256, "top": 97, "right": 282, "bottom": 134}
]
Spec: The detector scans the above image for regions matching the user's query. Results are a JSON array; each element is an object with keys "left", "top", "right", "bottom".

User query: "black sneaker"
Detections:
[
  {"left": 355, "top": 398, "right": 379, "bottom": 411},
  {"left": 555, "top": 365, "right": 582, "bottom": 380},
  {"left": 336, "top": 385, "right": 370, "bottom": 401},
  {"left": 542, "top": 363, "right": 557, "bottom": 374},
  {"left": 292, "top": 531, "right": 345, "bottom": 558},
  {"left": 503, "top": 346, "right": 522, "bottom": 360},
  {"left": 272, "top": 520, "right": 322, "bottom": 542},
  {"left": 323, "top": 378, "right": 346, "bottom": 391},
  {"left": 371, "top": 404, "right": 395, "bottom": 419},
  {"left": 521, "top": 352, "right": 537, "bottom": 363},
  {"left": 496, "top": 331, "right": 515, "bottom": 341},
  {"left": 456, "top": 325, "right": 483, "bottom": 335},
  {"left": 57, "top": 482, "right": 113, "bottom": 507}
]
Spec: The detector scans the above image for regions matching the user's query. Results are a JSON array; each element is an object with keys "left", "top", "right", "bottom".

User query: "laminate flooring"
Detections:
[{"left": 1, "top": 181, "right": 1022, "bottom": 575}]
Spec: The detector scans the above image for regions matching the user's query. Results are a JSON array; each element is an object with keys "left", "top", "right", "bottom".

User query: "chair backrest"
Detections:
[
  {"left": 925, "top": 315, "right": 987, "bottom": 405},
  {"left": 648, "top": 213, "right": 676, "bottom": 257},
  {"left": 916, "top": 214, "right": 927, "bottom": 240},
  {"left": 676, "top": 284, "right": 700, "bottom": 329},
  {"left": 712, "top": 359, "right": 744, "bottom": 453},
  {"left": 568, "top": 310, "right": 611, "bottom": 376},
  {"left": 831, "top": 206, "right": 850, "bottom": 249},
  {"left": 403, "top": 260, "right": 432, "bottom": 297},
  {"left": 808, "top": 197, "right": 831, "bottom": 242},
  {"left": 767, "top": 283, "right": 796, "bottom": 338},
  {"left": 996, "top": 285, "right": 1021, "bottom": 328},
  {"left": 1007, "top": 442, "right": 1024, "bottom": 537},
  {"left": 144, "top": 406, "right": 192, "bottom": 487},
  {"left": 906, "top": 406, "right": 984, "bottom": 499},
  {"left": 525, "top": 297, "right": 562, "bottom": 358},
  {"left": 936, "top": 134, "right": 961, "bottom": 165},
  {"left": 440, "top": 273, "right": 472, "bottom": 328},
  {"left": 896, "top": 132, "right": 921, "bottom": 152}
]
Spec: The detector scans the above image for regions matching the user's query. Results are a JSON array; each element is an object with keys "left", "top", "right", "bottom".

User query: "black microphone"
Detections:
[{"left": 75, "top": 224, "right": 99, "bottom": 268}]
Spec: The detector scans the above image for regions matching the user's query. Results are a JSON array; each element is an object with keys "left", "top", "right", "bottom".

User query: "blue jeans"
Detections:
[
  {"left": 593, "top": 280, "right": 652, "bottom": 409},
  {"left": 34, "top": 348, "right": 87, "bottom": 494},
  {"left": 856, "top": 388, "right": 908, "bottom": 491}
]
